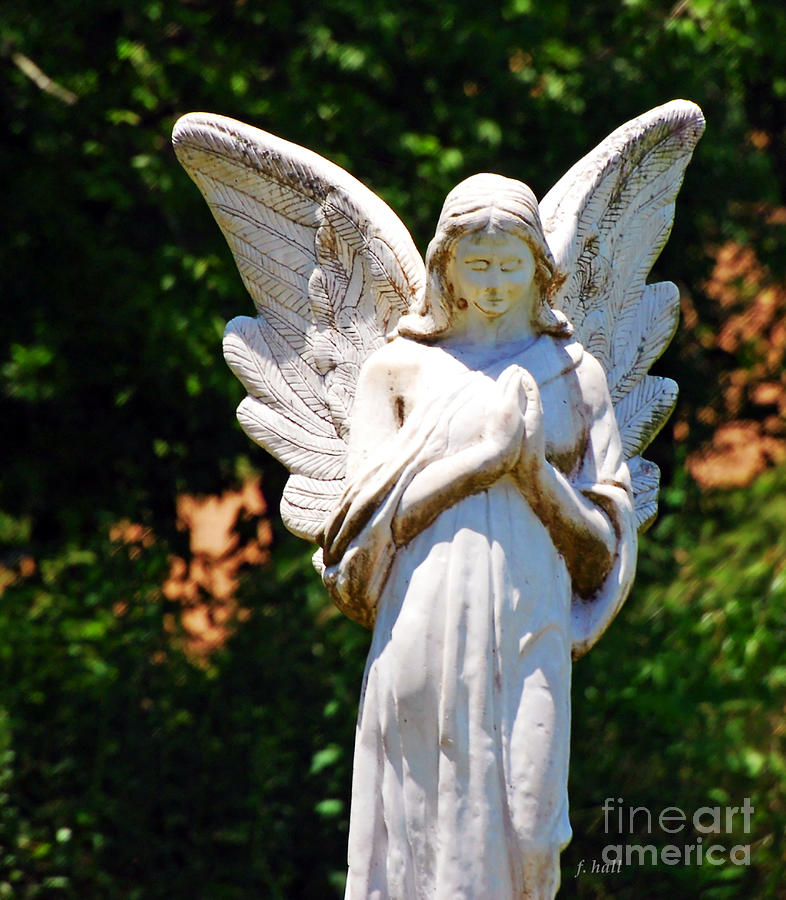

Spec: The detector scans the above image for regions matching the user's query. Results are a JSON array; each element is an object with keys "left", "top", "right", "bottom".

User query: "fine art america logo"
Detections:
[{"left": 574, "top": 797, "right": 754, "bottom": 877}]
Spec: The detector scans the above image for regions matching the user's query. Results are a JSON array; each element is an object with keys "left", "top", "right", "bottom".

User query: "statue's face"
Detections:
[{"left": 450, "top": 230, "right": 537, "bottom": 322}]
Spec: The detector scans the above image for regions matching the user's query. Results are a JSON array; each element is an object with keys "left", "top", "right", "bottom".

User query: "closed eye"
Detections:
[
  {"left": 465, "top": 258, "right": 490, "bottom": 271},
  {"left": 500, "top": 258, "right": 523, "bottom": 272}
]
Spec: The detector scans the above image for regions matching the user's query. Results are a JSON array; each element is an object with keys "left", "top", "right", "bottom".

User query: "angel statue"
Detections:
[{"left": 173, "top": 100, "right": 704, "bottom": 899}]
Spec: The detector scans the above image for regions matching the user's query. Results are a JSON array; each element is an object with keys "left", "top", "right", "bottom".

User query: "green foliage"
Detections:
[
  {"left": 0, "top": 532, "right": 368, "bottom": 896},
  {"left": 567, "top": 467, "right": 786, "bottom": 897},
  {"left": 3, "top": 0, "right": 786, "bottom": 894}
]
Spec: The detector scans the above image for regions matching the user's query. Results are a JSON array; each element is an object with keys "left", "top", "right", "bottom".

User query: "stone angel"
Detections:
[{"left": 173, "top": 100, "right": 704, "bottom": 899}]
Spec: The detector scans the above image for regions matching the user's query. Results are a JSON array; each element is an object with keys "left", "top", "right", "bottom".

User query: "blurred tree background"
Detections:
[{"left": 1, "top": 0, "right": 785, "bottom": 896}]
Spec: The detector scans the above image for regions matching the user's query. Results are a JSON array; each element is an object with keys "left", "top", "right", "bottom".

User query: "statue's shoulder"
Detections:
[
  {"left": 363, "top": 334, "right": 425, "bottom": 369},
  {"left": 535, "top": 335, "right": 611, "bottom": 417},
  {"left": 531, "top": 335, "right": 583, "bottom": 386},
  {"left": 356, "top": 335, "right": 429, "bottom": 393},
  {"left": 557, "top": 337, "right": 612, "bottom": 412}
]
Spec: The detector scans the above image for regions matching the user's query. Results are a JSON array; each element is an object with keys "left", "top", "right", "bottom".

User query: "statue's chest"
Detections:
[{"left": 411, "top": 343, "right": 589, "bottom": 478}]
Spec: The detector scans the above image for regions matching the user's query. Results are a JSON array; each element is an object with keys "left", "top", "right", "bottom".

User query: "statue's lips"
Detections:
[{"left": 476, "top": 296, "right": 507, "bottom": 318}]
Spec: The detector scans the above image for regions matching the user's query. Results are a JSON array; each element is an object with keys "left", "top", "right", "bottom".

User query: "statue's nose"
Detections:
[{"left": 486, "top": 265, "right": 502, "bottom": 287}]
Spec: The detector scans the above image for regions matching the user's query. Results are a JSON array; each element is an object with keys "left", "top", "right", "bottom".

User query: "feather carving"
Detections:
[
  {"left": 173, "top": 113, "right": 425, "bottom": 537},
  {"left": 540, "top": 100, "right": 704, "bottom": 529}
]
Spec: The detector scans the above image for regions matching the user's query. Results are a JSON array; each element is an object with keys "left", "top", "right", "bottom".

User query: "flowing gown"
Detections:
[{"left": 322, "top": 334, "right": 637, "bottom": 899}]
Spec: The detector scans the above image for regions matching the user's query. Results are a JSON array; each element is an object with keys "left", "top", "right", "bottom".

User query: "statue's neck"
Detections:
[{"left": 445, "top": 305, "right": 537, "bottom": 346}]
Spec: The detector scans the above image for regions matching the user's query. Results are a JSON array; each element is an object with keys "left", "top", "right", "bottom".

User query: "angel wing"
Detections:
[
  {"left": 172, "top": 114, "right": 425, "bottom": 541},
  {"left": 539, "top": 100, "right": 705, "bottom": 531}
]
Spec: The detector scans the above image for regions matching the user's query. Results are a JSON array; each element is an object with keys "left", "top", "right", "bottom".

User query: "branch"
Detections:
[{"left": 4, "top": 42, "right": 77, "bottom": 105}]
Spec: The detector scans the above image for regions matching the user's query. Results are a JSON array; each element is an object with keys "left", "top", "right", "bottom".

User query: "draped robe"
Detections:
[{"left": 321, "top": 334, "right": 637, "bottom": 899}]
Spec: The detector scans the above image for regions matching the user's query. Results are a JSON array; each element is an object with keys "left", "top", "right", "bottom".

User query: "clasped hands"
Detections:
[
  {"left": 479, "top": 364, "right": 546, "bottom": 485},
  {"left": 323, "top": 365, "right": 547, "bottom": 559}
]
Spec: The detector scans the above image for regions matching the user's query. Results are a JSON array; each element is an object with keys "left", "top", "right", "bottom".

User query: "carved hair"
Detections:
[{"left": 397, "top": 173, "right": 572, "bottom": 341}]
